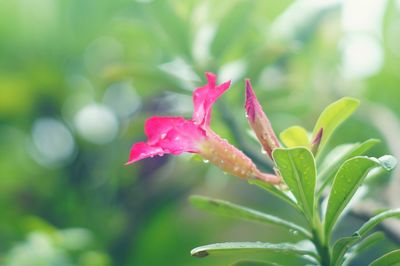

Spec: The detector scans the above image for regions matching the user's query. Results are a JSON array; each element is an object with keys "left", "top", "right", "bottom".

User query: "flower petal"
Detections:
[
  {"left": 126, "top": 142, "right": 165, "bottom": 164},
  {"left": 192, "top": 72, "right": 231, "bottom": 127},
  {"left": 144, "top": 116, "right": 206, "bottom": 154}
]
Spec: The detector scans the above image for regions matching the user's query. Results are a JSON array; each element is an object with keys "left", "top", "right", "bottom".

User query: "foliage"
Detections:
[{"left": 190, "top": 98, "right": 398, "bottom": 265}]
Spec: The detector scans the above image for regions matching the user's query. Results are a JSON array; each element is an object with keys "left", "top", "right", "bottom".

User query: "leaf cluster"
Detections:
[{"left": 190, "top": 98, "right": 399, "bottom": 265}]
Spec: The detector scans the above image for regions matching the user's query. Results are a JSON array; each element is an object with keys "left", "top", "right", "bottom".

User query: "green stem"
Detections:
[{"left": 312, "top": 215, "right": 330, "bottom": 266}]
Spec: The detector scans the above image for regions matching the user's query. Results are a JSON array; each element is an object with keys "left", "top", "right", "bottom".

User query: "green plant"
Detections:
[
  {"left": 127, "top": 73, "right": 399, "bottom": 265},
  {"left": 189, "top": 97, "right": 399, "bottom": 266}
]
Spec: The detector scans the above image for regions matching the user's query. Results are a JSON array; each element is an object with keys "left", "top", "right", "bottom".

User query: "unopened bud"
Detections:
[
  {"left": 245, "top": 79, "right": 280, "bottom": 159},
  {"left": 311, "top": 128, "right": 323, "bottom": 155}
]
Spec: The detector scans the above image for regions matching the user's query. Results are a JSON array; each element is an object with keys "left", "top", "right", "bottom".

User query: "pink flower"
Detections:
[
  {"left": 245, "top": 79, "right": 280, "bottom": 159},
  {"left": 127, "top": 73, "right": 280, "bottom": 184}
]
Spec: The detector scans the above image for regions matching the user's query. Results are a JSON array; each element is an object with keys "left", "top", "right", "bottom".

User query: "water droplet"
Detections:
[
  {"left": 261, "top": 148, "right": 267, "bottom": 154},
  {"left": 245, "top": 113, "right": 249, "bottom": 118},
  {"left": 289, "top": 229, "right": 298, "bottom": 236},
  {"left": 160, "top": 133, "right": 167, "bottom": 139},
  {"left": 203, "top": 159, "right": 209, "bottom": 163}
]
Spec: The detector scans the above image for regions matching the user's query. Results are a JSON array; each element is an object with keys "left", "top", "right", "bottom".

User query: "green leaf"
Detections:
[
  {"left": 324, "top": 156, "right": 397, "bottom": 238},
  {"left": 317, "top": 139, "right": 380, "bottom": 197},
  {"left": 357, "top": 208, "right": 400, "bottom": 237},
  {"left": 370, "top": 249, "right": 400, "bottom": 266},
  {"left": 331, "top": 235, "right": 361, "bottom": 266},
  {"left": 231, "top": 260, "right": 281, "bottom": 266},
  {"left": 343, "top": 232, "right": 385, "bottom": 266},
  {"left": 189, "top": 195, "right": 311, "bottom": 239},
  {"left": 190, "top": 242, "right": 317, "bottom": 261},
  {"left": 247, "top": 179, "right": 301, "bottom": 213},
  {"left": 279, "top": 126, "right": 310, "bottom": 148},
  {"left": 272, "top": 147, "right": 316, "bottom": 220},
  {"left": 331, "top": 209, "right": 400, "bottom": 266},
  {"left": 353, "top": 232, "right": 385, "bottom": 252},
  {"left": 312, "top": 97, "right": 360, "bottom": 155}
]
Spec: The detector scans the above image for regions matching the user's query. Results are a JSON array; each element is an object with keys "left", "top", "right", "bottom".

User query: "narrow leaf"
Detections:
[
  {"left": 343, "top": 232, "right": 385, "bottom": 266},
  {"left": 370, "top": 249, "right": 400, "bottom": 266},
  {"left": 190, "top": 242, "right": 317, "bottom": 260},
  {"left": 312, "top": 97, "right": 360, "bottom": 154},
  {"left": 331, "top": 235, "right": 361, "bottom": 266},
  {"left": 279, "top": 126, "right": 309, "bottom": 148},
  {"left": 273, "top": 147, "right": 316, "bottom": 220},
  {"left": 353, "top": 232, "right": 385, "bottom": 252},
  {"left": 324, "top": 156, "right": 397, "bottom": 238},
  {"left": 189, "top": 195, "right": 311, "bottom": 238},
  {"left": 357, "top": 209, "right": 400, "bottom": 237},
  {"left": 331, "top": 209, "right": 400, "bottom": 266},
  {"left": 317, "top": 139, "right": 380, "bottom": 197}
]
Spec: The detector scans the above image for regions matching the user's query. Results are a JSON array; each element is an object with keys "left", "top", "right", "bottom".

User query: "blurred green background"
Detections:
[{"left": 1, "top": 0, "right": 400, "bottom": 265}]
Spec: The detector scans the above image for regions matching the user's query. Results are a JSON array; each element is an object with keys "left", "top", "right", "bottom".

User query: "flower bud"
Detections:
[
  {"left": 311, "top": 128, "right": 323, "bottom": 155},
  {"left": 245, "top": 79, "right": 280, "bottom": 159}
]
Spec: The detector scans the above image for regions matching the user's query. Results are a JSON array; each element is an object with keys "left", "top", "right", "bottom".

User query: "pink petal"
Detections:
[
  {"left": 126, "top": 142, "right": 165, "bottom": 164},
  {"left": 144, "top": 116, "right": 206, "bottom": 152},
  {"left": 124, "top": 116, "right": 207, "bottom": 164},
  {"left": 192, "top": 72, "right": 231, "bottom": 127}
]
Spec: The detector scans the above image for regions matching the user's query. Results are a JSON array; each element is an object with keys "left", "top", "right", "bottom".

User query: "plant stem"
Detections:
[
  {"left": 312, "top": 215, "right": 330, "bottom": 266},
  {"left": 313, "top": 232, "right": 330, "bottom": 265}
]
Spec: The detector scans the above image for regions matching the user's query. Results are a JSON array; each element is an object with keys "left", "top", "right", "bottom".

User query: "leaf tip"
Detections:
[
  {"left": 378, "top": 155, "right": 397, "bottom": 171},
  {"left": 191, "top": 248, "right": 209, "bottom": 257},
  {"left": 342, "top": 96, "right": 361, "bottom": 107}
]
